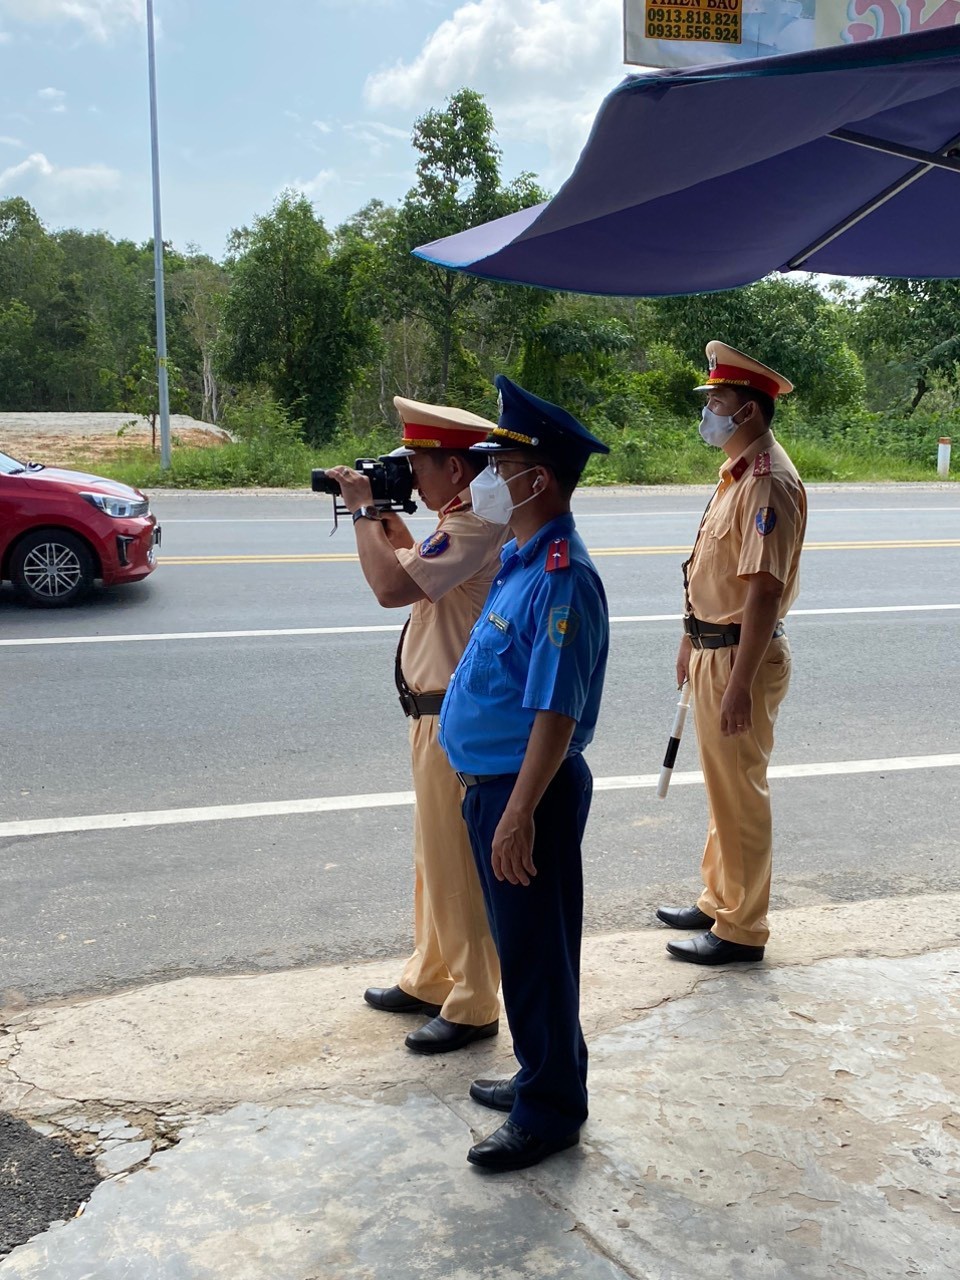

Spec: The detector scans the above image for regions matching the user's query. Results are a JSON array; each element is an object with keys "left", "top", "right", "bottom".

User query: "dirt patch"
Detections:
[
  {"left": 1, "top": 413, "right": 230, "bottom": 469},
  {"left": 5, "top": 429, "right": 227, "bottom": 468}
]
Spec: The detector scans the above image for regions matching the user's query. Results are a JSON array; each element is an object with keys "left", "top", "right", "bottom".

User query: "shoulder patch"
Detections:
[
  {"left": 548, "top": 605, "right": 580, "bottom": 648},
  {"left": 753, "top": 451, "right": 772, "bottom": 477},
  {"left": 755, "top": 506, "right": 777, "bottom": 536},
  {"left": 545, "top": 538, "right": 570, "bottom": 572},
  {"left": 418, "top": 530, "right": 450, "bottom": 559},
  {"left": 730, "top": 457, "right": 749, "bottom": 482}
]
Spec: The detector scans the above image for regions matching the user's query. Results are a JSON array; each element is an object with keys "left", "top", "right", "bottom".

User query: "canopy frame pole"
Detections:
[
  {"left": 830, "top": 128, "right": 960, "bottom": 175},
  {"left": 787, "top": 130, "right": 960, "bottom": 270}
]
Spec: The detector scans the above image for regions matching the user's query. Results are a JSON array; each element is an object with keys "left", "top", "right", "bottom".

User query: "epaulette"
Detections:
[
  {"left": 730, "top": 457, "right": 748, "bottom": 481},
  {"left": 753, "top": 451, "right": 772, "bottom": 477},
  {"left": 545, "top": 538, "right": 570, "bottom": 572}
]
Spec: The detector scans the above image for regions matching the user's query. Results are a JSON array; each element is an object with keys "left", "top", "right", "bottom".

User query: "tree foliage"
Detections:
[
  {"left": 0, "top": 89, "right": 956, "bottom": 479},
  {"left": 219, "top": 192, "right": 377, "bottom": 443}
]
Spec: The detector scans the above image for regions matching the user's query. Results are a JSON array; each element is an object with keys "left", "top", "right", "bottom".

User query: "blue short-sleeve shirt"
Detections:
[{"left": 439, "top": 513, "right": 609, "bottom": 775}]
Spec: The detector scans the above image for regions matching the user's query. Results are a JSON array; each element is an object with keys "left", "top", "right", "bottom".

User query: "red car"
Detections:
[{"left": 0, "top": 447, "right": 160, "bottom": 607}]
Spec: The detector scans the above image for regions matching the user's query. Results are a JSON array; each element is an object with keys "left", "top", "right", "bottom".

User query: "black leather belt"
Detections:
[
  {"left": 684, "top": 616, "right": 785, "bottom": 650},
  {"left": 399, "top": 690, "right": 446, "bottom": 719},
  {"left": 456, "top": 772, "right": 508, "bottom": 788}
]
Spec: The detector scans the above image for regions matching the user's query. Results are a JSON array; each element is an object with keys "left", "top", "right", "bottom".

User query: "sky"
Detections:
[{"left": 0, "top": 0, "right": 632, "bottom": 260}]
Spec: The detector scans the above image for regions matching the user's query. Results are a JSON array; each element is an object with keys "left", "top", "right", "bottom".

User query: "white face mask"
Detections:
[
  {"left": 469, "top": 464, "right": 539, "bottom": 526},
  {"left": 698, "top": 404, "right": 745, "bottom": 448}
]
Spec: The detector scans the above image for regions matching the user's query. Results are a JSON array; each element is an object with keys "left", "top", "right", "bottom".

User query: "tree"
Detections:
[
  {"left": 852, "top": 279, "right": 960, "bottom": 413},
  {"left": 120, "top": 344, "right": 188, "bottom": 451},
  {"left": 652, "top": 278, "right": 865, "bottom": 415},
  {"left": 385, "top": 89, "right": 549, "bottom": 396},
  {"left": 220, "top": 192, "right": 377, "bottom": 443},
  {"left": 518, "top": 298, "right": 634, "bottom": 410},
  {"left": 169, "top": 254, "right": 229, "bottom": 423}
]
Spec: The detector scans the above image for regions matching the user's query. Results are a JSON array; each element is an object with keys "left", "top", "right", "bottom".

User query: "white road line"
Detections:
[
  {"left": 3, "top": 603, "right": 960, "bottom": 648},
  {"left": 3, "top": 752, "right": 958, "bottom": 839},
  {"left": 161, "top": 506, "right": 960, "bottom": 523}
]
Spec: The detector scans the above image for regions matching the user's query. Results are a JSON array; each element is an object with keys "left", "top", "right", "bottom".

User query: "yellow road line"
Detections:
[{"left": 159, "top": 539, "right": 960, "bottom": 566}]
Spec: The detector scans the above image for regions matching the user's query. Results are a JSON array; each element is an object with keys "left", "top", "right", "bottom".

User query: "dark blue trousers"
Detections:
[{"left": 462, "top": 753, "right": 592, "bottom": 1141}]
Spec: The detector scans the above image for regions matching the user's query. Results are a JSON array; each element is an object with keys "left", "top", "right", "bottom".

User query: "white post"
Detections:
[
  {"left": 938, "top": 437, "right": 951, "bottom": 479},
  {"left": 146, "top": 0, "right": 171, "bottom": 471}
]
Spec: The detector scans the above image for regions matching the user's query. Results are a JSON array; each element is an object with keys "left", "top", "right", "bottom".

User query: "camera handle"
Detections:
[{"left": 328, "top": 495, "right": 418, "bottom": 535}]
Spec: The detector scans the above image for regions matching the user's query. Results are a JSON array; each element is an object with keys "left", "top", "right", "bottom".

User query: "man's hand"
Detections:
[
  {"left": 676, "top": 633, "right": 693, "bottom": 688},
  {"left": 379, "top": 509, "right": 414, "bottom": 550},
  {"left": 491, "top": 806, "right": 537, "bottom": 887},
  {"left": 720, "top": 678, "right": 752, "bottom": 736},
  {"left": 327, "top": 466, "right": 374, "bottom": 514}
]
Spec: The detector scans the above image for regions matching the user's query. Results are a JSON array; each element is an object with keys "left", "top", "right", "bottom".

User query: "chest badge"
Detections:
[
  {"left": 545, "top": 538, "right": 570, "bottom": 572},
  {"left": 419, "top": 531, "right": 450, "bottom": 558},
  {"left": 548, "top": 605, "right": 580, "bottom": 648},
  {"left": 488, "top": 611, "right": 510, "bottom": 634},
  {"left": 756, "top": 506, "right": 777, "bottom": 536}
]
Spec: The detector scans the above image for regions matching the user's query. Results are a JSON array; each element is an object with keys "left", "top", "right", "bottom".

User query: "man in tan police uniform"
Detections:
[
  {"left": 326, "top": 398, "right": 505, "bottom": 1051},
  {"left": 657, "top": 341, "right": 807, "bottom": 964}
]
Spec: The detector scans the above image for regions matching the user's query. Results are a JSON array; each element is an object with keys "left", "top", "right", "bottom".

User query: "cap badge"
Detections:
[{"left": 708, "top": 351, "right": 718, "bottom": 371}]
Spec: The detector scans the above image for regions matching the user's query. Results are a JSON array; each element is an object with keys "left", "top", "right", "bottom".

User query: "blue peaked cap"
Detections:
[{"left": 471, "top": 375, "right": 610, "bottom": 474}]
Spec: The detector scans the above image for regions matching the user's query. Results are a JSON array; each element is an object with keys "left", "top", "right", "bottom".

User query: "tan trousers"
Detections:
[
  {"left": 398, "top": 715, "right": 500, "bottom": 1025},
  {"left": 689, "top": 636, "right": 792, "bottom": 947}
]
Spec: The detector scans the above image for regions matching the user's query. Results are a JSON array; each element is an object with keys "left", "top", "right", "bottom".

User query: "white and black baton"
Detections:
[{"left": 657, "top": 681, "right": 691, "bottom": 799}]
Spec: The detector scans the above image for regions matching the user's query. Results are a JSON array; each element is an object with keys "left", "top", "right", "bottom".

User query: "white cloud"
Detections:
[
  {"left": 0, "top": 1, "right": 141, "bottom": 40},
  {"left": 0, "top": 135, "right": 23, "bottom": 147},
  {"left": 0, "top": 151, "right": 121, "bottom": 200},
  {"left": 364, "top": 0, "right": 625, "bottom": 189},
  {"left": 289, "top": 169, "right": 337, "bottom": 200},
  {"left": 38, "top": 87, "right": 66, "bottom": 101},
  {"left": 312, "top": 120, "right": 333, "bottom": 135}
]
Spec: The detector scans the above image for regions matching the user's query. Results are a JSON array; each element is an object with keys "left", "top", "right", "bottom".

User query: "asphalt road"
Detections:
[{"left": 2, "top": 484, "right": 959, "bottom": 1006}]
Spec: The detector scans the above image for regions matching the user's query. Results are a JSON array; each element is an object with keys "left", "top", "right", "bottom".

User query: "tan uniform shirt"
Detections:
[
  {"left": 687, "top": 431, "right": 807, "bottom": 625},
  {"left": 396, "top": 491, "right": 507, "bottom": 693}
]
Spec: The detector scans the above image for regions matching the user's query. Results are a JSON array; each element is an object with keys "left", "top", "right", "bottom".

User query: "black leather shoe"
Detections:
[
  {"left": 405, "top": 1015, "right": 498, "bottom": 1055},
  {"left": 666, "top": 931, "right": 764, "bottom": 965},
  {"left": 363, "top": 985, "right": 442, "bottom": 1017},
  {"left": 467, "top": 1119, "right": 579, "bottom": 1171},
  {"left": 656, "top": 904, "right": 715, "bottom": 930},
  {"left": 469, "top": 1074, "right": 518, "bottom": 1112}
]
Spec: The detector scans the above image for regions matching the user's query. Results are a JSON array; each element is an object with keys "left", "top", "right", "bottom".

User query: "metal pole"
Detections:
[{"left": 146, "top": 0, "right": 171, "bottom": 470}]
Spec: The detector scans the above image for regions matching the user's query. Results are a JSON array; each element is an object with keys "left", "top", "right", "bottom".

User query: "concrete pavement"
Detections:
[{"left": 1, "top": 894, "right": 958, "bottom": 1279}]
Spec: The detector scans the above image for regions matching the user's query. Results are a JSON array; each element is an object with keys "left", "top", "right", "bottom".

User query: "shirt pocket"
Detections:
[
  {"left": 467, "top": 624, "right": 515, "bottom": 695},
  {"left": 698, "top": 508, "right": 736, "bottom": 580}
]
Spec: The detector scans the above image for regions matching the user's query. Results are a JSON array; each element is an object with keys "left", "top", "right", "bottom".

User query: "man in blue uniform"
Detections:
[{"left": 439, "top": 375, "right": 610, "bottom": 1173}]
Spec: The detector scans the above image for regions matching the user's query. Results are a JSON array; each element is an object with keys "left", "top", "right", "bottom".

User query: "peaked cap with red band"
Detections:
[
  {"left": 393, "top": 396, "right": 496, "bottom": 456},
  {"left": 694, "top": 341, "right": 794, "bottom": 401}
]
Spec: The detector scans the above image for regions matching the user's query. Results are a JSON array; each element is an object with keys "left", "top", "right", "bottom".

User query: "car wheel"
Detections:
[{"left": 11, "top": 529, "right": 96, "bottom": 608}]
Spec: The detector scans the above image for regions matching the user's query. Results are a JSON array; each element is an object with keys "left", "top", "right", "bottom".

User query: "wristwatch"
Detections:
[{"left": 352, "top": 506, "right": 381, "bottom": 524}]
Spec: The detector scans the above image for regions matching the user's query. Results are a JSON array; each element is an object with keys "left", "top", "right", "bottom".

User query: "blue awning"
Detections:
[{"left": 413, "top": 28, "right": 960, "bottom": 295}]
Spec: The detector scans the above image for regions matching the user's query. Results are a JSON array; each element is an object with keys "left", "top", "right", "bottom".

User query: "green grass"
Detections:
[{"left": 70, "top": 434, "right": 953, "bottom": 491}]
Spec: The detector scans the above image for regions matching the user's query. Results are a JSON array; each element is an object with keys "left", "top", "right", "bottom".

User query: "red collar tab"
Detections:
[
  {"left": 545, "top": 538, "right": 570, "bottom": 572},
  {"left": 729, "top": 457, "right": 749, "bottom": 482},
  {"left": 441, "top": 495, "right": 467, "bottom": 516}
]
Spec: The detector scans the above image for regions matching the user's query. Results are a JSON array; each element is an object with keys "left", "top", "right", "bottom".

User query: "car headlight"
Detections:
[{"left": 80, "top": 492, "right": 149, "bottom": 518}]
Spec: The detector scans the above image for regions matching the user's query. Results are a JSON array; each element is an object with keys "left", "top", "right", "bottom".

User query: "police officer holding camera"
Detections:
[{"left": 326, "top": 398, "right": 506, "bottom": 1054}]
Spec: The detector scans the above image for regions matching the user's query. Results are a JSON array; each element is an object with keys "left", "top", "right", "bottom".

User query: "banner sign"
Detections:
[{"left": 624, "top": 0, "right": 960, "bottom": 68}]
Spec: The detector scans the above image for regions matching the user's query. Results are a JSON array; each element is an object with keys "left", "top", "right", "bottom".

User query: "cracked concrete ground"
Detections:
[{"left": 1, "top": 895, "right": 959, "bottom": 1278}]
